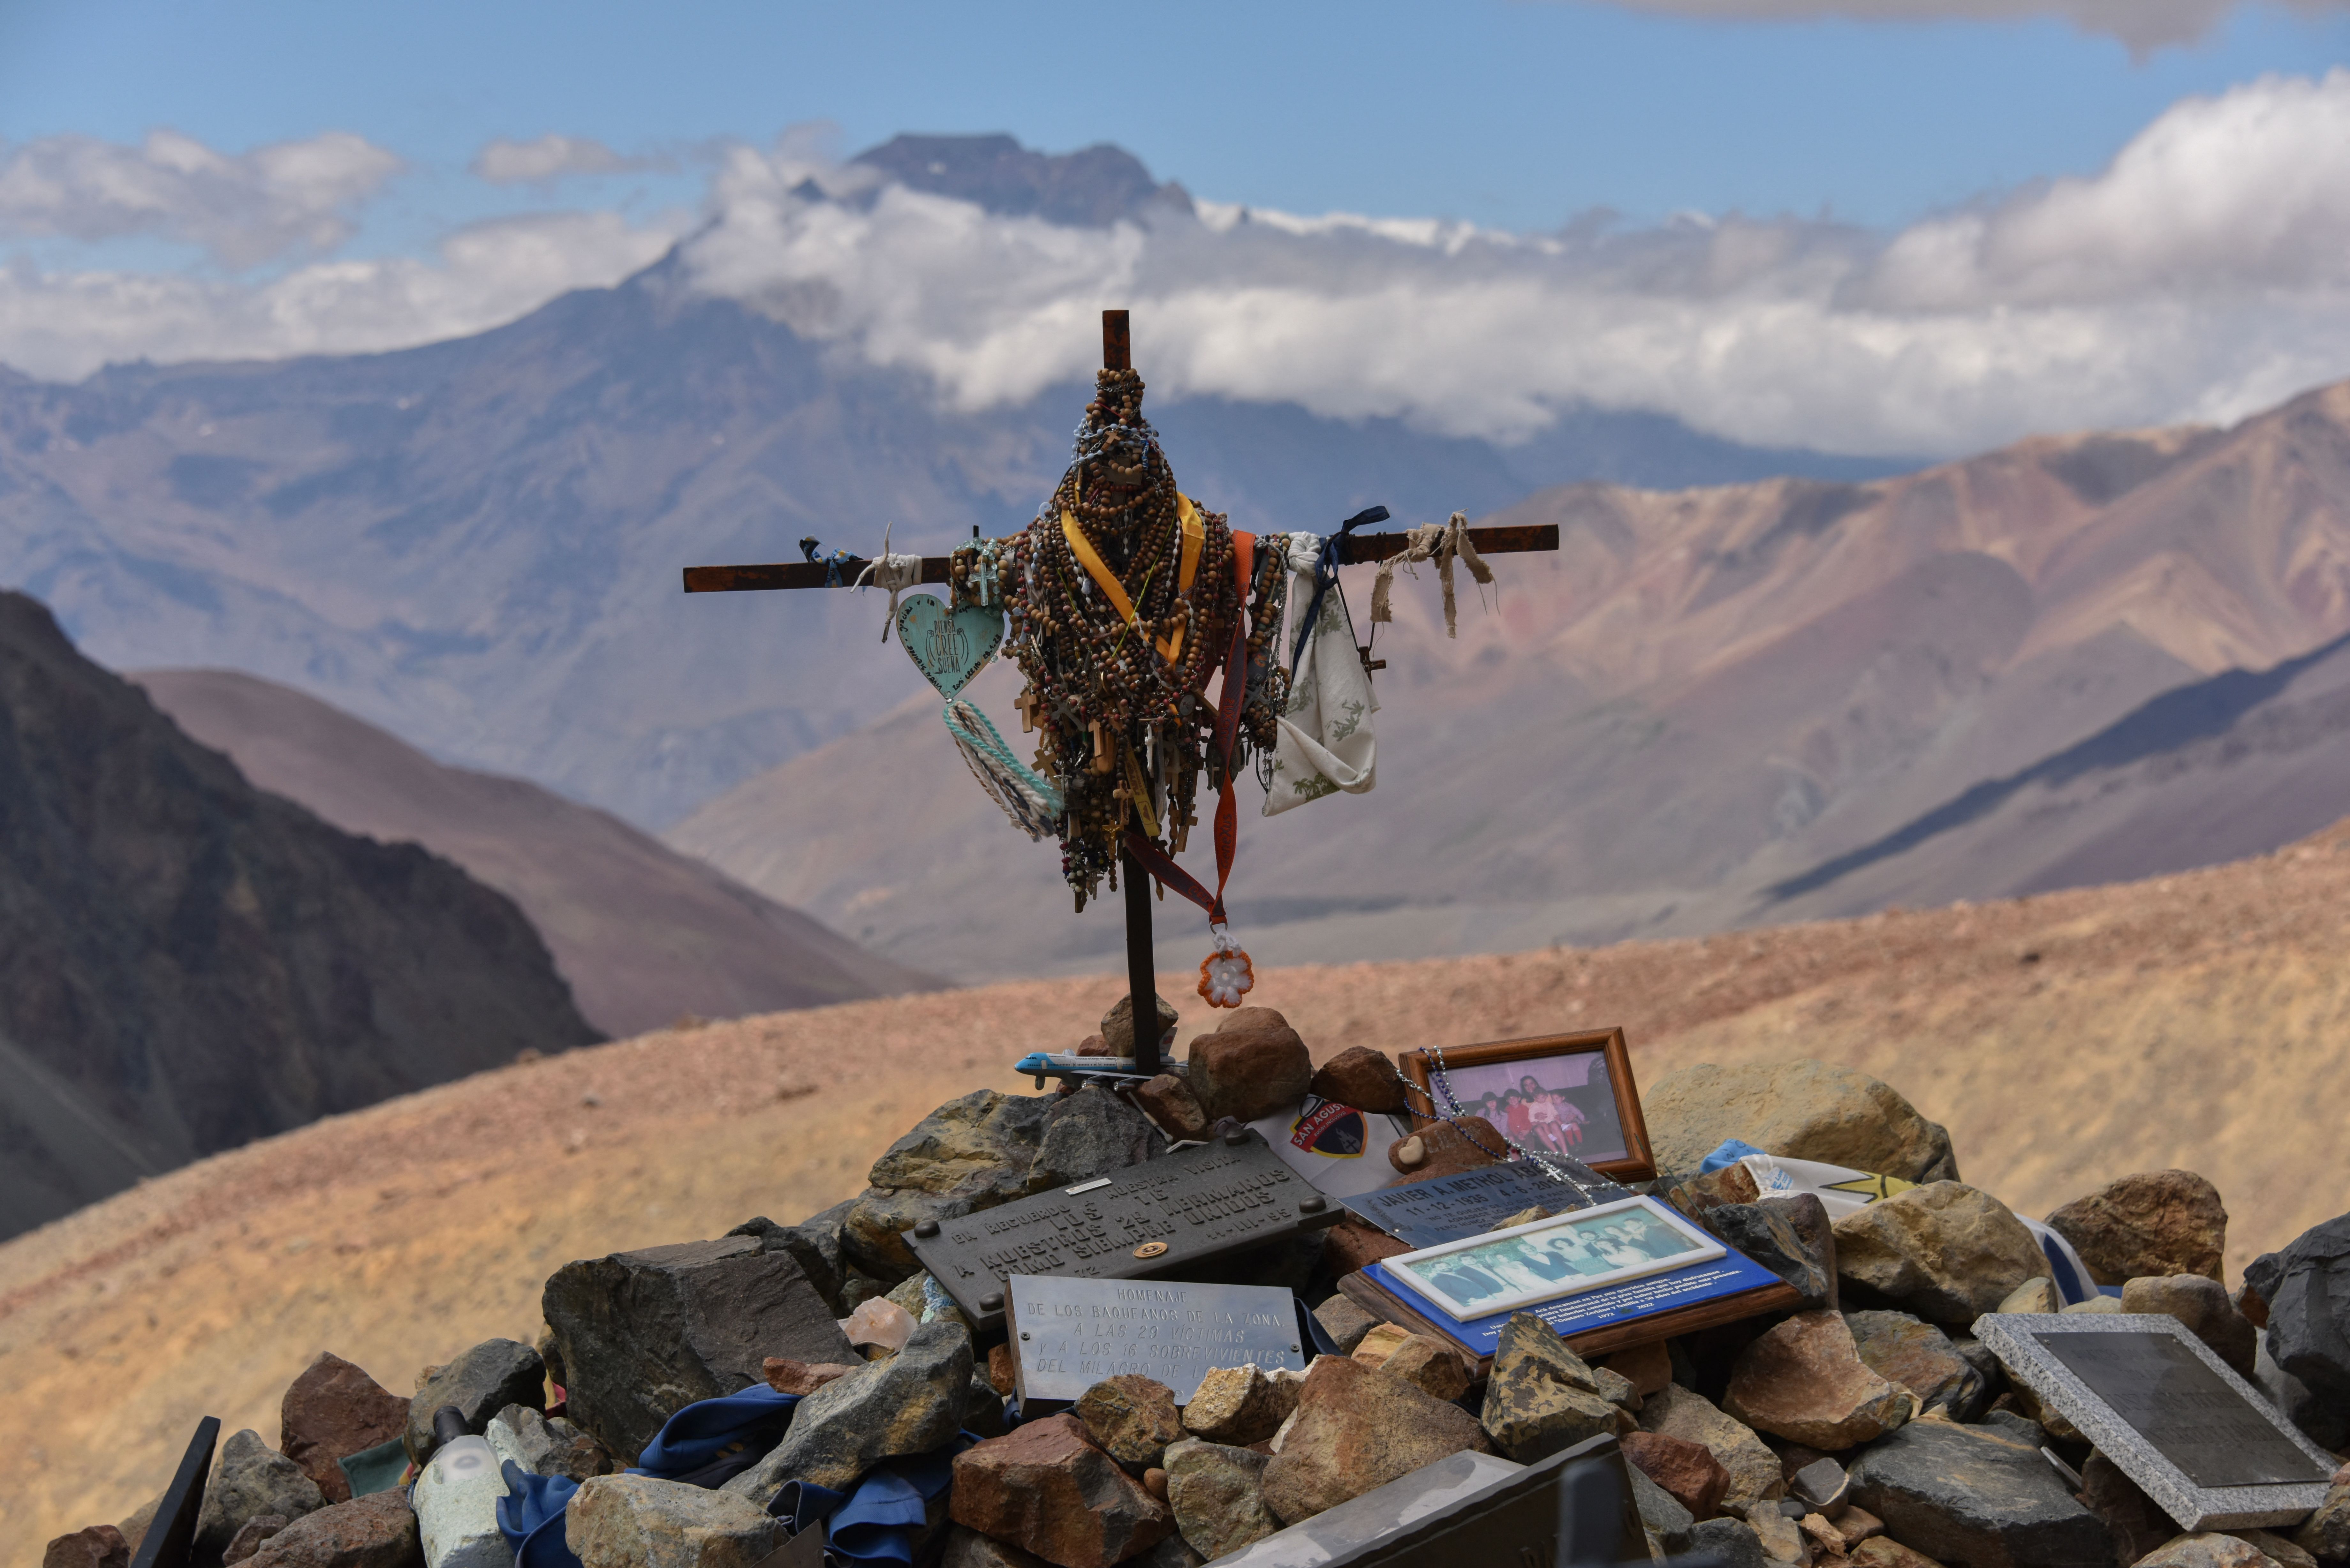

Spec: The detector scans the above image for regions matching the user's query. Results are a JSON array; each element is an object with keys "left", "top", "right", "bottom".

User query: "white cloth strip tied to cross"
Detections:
[
  {"left": 1369, "top": 510, "right": 1494, "bottom": 638},
  {"left": 852, "top": 524, "right": 927, "bottom": 641}
]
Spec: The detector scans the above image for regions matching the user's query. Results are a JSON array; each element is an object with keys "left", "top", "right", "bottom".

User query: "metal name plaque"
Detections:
[
  {"left": 1976, "top": 1314, "right": 2338, "bottom": 1531},
  {"left": 1007, "top": 1275, "right": 1306, "bottom": 1405},
  {"left": 1341, "top": 1160, "right": 1631, "bottom": 1249},
  {"left": 906, "top": 1128, "right": 1343, "bottom": 1334}
]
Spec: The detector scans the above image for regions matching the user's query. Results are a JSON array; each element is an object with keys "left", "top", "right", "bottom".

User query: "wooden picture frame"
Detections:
[{"left": 1397, "top": 1028, "right": 1656, "bottom": 1183}]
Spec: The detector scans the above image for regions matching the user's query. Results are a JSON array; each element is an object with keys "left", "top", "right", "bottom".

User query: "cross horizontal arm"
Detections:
[{"left": 679, "top": 523, "right": 1559, "bottom": 593}]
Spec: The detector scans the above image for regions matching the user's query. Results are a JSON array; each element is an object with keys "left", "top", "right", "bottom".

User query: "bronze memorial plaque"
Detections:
[{"left": 906, "top": 1128, "right": 1343, "bottom": 1334}]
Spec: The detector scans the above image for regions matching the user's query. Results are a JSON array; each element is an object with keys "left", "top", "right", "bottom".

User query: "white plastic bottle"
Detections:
[{"left": 412, "top": 1405, "right": 514, "bottom": 1568}]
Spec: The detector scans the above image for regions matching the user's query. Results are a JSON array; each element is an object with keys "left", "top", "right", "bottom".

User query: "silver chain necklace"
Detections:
[{"left": 1388, "top": 1045, "right": 1611, "bottom": 1208}]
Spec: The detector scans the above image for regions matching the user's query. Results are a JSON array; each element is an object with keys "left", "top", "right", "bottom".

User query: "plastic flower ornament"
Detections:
[{"left": 1197, "top": 928, "right": 1255, "bottom": 1008}]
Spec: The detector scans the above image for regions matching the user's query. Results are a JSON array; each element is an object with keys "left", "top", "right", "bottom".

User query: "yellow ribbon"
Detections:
[
  {"left": 1058, "top": 495, "right": 1208, "bottom": 663},
  {"left": 1121, "top": 742, "right": 1162, "bottom": 839}
]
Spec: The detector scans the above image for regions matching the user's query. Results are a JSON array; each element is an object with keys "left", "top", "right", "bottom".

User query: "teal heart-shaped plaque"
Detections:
[{"left": 897, "top": 594, "right": 1004, "bottom": 699}]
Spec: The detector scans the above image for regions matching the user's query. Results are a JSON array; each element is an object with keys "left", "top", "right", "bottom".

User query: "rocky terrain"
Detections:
[
  {"left": 136, "top": 667, "right": 934, "bottom": 1039},
  {"left": 8, "top": 814, "right": 2350, "bottom": 1560},
  {"left": 0, "top": 592, "right": 599, "bottom": 1243}
]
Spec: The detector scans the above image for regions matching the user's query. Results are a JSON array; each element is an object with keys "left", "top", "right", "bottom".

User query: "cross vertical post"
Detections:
[{"left": 1102, "top": 309, "right": 1162, "bottom": 1078}]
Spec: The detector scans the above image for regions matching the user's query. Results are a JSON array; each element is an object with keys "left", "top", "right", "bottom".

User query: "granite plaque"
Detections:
[
  {"left": 1976, "top": 1314, "right": 2337, "bottom": 1530},
  {"left": 1341, "top": 1159, "right": 1631, "bottom": 1248},
  {"left": 904, "top": 1128, "right": 1343, "bottom": 1334},
  {"left": 1006, "top": 1274, "right": 1306, "bottom": 1404}
]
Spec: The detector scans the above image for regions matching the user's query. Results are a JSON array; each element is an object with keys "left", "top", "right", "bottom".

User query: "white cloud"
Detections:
[
  {"left": 1589, "top": 0, "right": 2347, "bottom": 51},
  {"left": 472, "top": 134, "right": 664, "bottom": 185},
  {"left": 0, "top": 129, "right": 402, "bottom": 268}
]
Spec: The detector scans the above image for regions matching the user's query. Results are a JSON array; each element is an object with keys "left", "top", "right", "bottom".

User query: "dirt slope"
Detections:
[{"left": 6, "top": 819, "right": 2350, "bottom": 1556}]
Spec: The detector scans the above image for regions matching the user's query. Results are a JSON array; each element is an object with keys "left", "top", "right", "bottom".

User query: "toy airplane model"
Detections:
[{"left": 1013, "top": 1051, "right": 1192, "bottom": 1090}]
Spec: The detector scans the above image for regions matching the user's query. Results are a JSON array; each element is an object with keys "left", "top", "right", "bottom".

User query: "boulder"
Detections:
[
  {"left": 1688, "top": 1517, "right": 1770, "bottom": 1568},
  {"left": 941, "top": 1526, "right": 1049, "bottom": 1568},
  {"left": 1620, "top": 1429, "right": 1730, "bottom": 1519},
  {"left": 402, "top": 1339, "right": 545, "bottom": 1466},
  {"left": 1387, "top": 1117, "right": 1504, "bottom": 1182},
  {"left": 845, "top": 1089, "right": 1055, "bottom": 1278},
  {"left": 2244, "top": 1215, "right": 2350, "bottom": 1448},
  {"left": 246, "top": 1491, "right": 421, "bottom": 1568},
  {"left": 762, "top": 1358, "right": 861, "bottom": 1397},
  {"left": 1308, "top": 1047, "right": 1408, "bottom": 1114},
  {"left": 1748, "top": 1505, "right": 1806, "bottom": 1566},
  {"left": 1031, "top": 1087, "right": 1167, "bottom": 1189},
  {"left": 1845, "top": 1410, "right": 2108, "bottom": 1568},
  {"left": 1480, "top": 1313, "right": 1631, "bottom": 1461},
  {"left": 1601, "top": 1341, "right": 1674, "bottom": 1399},
  {"left": 1833, "top": 1183, "right": 2045, "bottom": 1325},
  {"left": 1788, "top": 1457, "right": 1849, "bottom": 1513},
  {"left": 1996, "top": 1277, "right": 2062, "bottom": 1315},
  {"left": 223, "top": 1517, "right": 289, "bottom": 1564},
  {"left": 2079, "top": 1451, "right": 2177, "bottom": 1568},
  {"left": 486, "top": 1404, "right": 611, "bottom": 1482},
  {"left": 1132, "top": 1539, "right": 1204, "bottom": 1568},
  {"left": 1379, "top": 1335, "right": 1475, "bottom": 1402},
  {"left": 1310, "top": 1295, "right": 1381, "bottom": 1355},
  {"left": 40, "top": 1527, "right": 128, "bottom": 1568},
  {"left": 724, "top": 1320, "right": 972, "bottom": 1504},
  {"left": 1132, "top": 1075, "right": 1209, "bottom": 1142},
  {"left": 278, "top": 1353, "right": 411, "bottom": 1504},
  {"left": 2294, "top": 1482, "right": 2350, "bottom": 1564},
  {"left": 1076, "top": 1376, "right": 1184, "bottom": 1472},
  {"left": 565, "top": 1473, "right": 782, "bottom": 1567},
  {"left": 1709, "top": 1200, "right": 1837, "bottom": 1312},
  {"left": 1725, "top": 1310, "right": 1911, "bottom": 1450},
  {"left": 1164, "top": 1438, "right": 1282, "bottom": 1560},
  {"left": 1260, "top": 1355, "right": 1490, "bottom": 1523},
  {"left": 1637, "top": 1383, "right": 1785, "bottom": 1516},
  {"left": 1850, "top": 1539, "right": 1947, "bottom": 1568},
  {"left": 1102, "top": 993, "right": 1180, "bottom": 1058},
  {"left": 1181, "top": 1363, "right": 1299, "bottom": 1447},
  {"left": 1626, "top": 1463, "right": 1698, "bottom": 1557},
  {"left": 197, "top": 1429, "right": 328, "bottom": 1562},
  {"left": 1847, "top": 1310, "right": 1992, "bottom": 1420},
  {"left": 726, "top": 1205, "right": 852, "bottom": 1317},
  {"left": 1643, "top": 1060, "right": 1960, "bottom": 1182},
  {"left": 1186, "top": 1009, "right": 1312, "bottom": 1124},
  {"left": 2123, "top": 1274, "right": 2259, "bottom": 1377},
  {"left": 2043, "top": 1171, "right": 2228, "bottom": 1286},
  {"left": 950, "top": 1413, "right": 1174, "bottom": 1568},
  {"left": 542, "top": 1236, "right": 850, "bottom": 1464},
  {"left": 2127, "top": 1536, "right": 2279, "bottom": 1568}
]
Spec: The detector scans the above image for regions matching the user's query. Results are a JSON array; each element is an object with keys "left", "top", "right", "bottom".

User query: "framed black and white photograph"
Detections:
[
  {"left": 1383, "top": 1195, "right": 1723, "bottom": 1320},
  {"left": 1398, "top": 1028, "right": 1656, "bottom": 1181}
]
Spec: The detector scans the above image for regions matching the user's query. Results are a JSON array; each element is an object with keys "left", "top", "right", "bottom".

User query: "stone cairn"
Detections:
[{"left": 49, "top": 1008, "right": 2350, "bottom": 1568}]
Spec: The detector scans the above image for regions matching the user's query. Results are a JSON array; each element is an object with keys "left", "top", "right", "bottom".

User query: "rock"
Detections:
[
  {"left": 1845, "top": 1410, "right": 2108, "bottom": 1568},
  {"left": 2123, "top": 1274, "right": 2259, "bottom": 1376},
  {"left": 1323, "top": 1216, "right": 1412, "bottom": 1274},
  {"left": 2044, "top": 1172, "right": 2229, "bottom": 1288},
  {"left": 762, "top": 1358, "right": 861, "bottom": 1397},
  {"left": 1799, "top": 1511, "right": 1848, "bottom": 1560},
  {"left": 2294, "top": 1481, "right": 2350, "bottom": 1562},
  {"left": 197, "top": 1429, "right": 328, "bottom": 1562},
  {"left": 117, "top": 1498, "right": 159, "bottom": 1556},
  {"left": 1847, "top": 1310, "right": 1992, "bottom": 1420},
  {"left": 565, "top": 1473, "right": 782, "bottom": 1566},
  {"left": 1481, "top": 1312, "right": 1631, "bottom": 1461},
  {"left": 1164, "top": 1438, "right": 1282, "bottom": 1560},
  {"left": 1132, "top": 1538, "right": 1204, "bottom": 1568},
  {"left": 2234, "top": 1529, "right": 2318, "bottom": 1568},
  {"left": 1387, "top": 1117, "right": 1505, "bottom": 1182},
  {"left": 1102, "top": 993, "right": 1181, "bottom": 1058},
  {"left": 1688, "top": 1517, "right": 1770, "bottom": 1568},
  {"left": 1181, "top": 1363, "right": 1299, "bottom": 1446},
  {"left": 1639, "top": 1383, "right": 1785, "bottom": 1516},
  {"left": 1789, "top": 1457, "right": 1850, "bottom": 1513},
  {"left": 1186, "top": 1008, "right": 1312, "bottom": 1123},
  {"left": 1031, "top": 1085, "right": 1168, "bottom": 1188},
  {"left": 1627, "top": 1463, "right": 1698, "bottom": 1556},
  {"left": 1308, "top": 1046, "right": 1407, "bottom": 1113},
  {"left": 40, "top": 1527, "right": 128, "bottom": 1568},
  {"left": 2065, "top": 1296, "right": 2126, "bottom": 1315},
  {"left": 950, "top": 1413, "right": 1174, "bottom": 1568},
  {"left": 1260, "top": 1355, "right": 1490, "bottom": 1523},
  {"left": 1132, "top": 1074, "right": 1209, "bottom": 1142},
  {"left": 1710, "top": 1200, "right": 1837, "bottom": 1312},
  {"left": 2077, "top": 1451, "right": 2183, "bottom": 1568},
  {"left": 1668, "top": 1163, "right": 1765, "bottom": 1220},
  {"left": 941, "top": 1526, "right": 1049, "bottom": 1568},
  {"left": 1835, "top": 1504, "right": 1887, "bottom": 1549},
  {"left": 1351, "top": 1321, "right": 1414, "bottom": 1365},
  {"left": 2245, "top": 1215, "right": 2350, "bottom": 1448},
  {"left": 727, "top": 1205, "right": 853, "bottom": 1317},
  {"left": 1726, "top": 1310, "right": 1911, "bottom": 1450},
  {"left": 246, "top": 1491, "right": 421, "bottom": 1568},
  {"left": 1833, "top": 1182, "right": 2045, "bottom": 1325},
  {"left": 722, "top": 1319, "right": 970, "bottom": 1506},
  {"left": 845, "top": 1089, "right": 1056, "bottom": 1277},
  {"left": 1996, "top": 1277, "right": 2062, "bottom": 1315},
  {"left": 1749, "top": 1505, "right": 1807, "bottom": 1566},
  {"left": 486, "top": 1404, "right": 611, "bottom": 1482},
  {"left": 278, "top": 1353, "right": 411, "bottom": 1505},
  {"left": 1143, "top": 1467, "right": 1169, "bottom": 1501},
  {"left": 224, "top": 1516, "right": 289, "bottom": 1564},
  {"left": 1644, "top": 1059, "right": 1960, "bottom": 1183},
  {"left": 1850, "top": 1539, "right": 1948, "bottom": 1568},
  {"left": 1591, "top": 1363, "right": 1642, "bottom": 1411},
  {"left": 1379, "top": 1334, "right": 1475, "bottom": 1402},
  {"left": 1311, "top": 1294, "right": 1381, "bottom": 1355},
  {"left": 1076, "top": 1376, "right": 1184, "bottom": 1472},
  {"left": 542, "top": 1236, "right": 849, "bottom": 1464},
  {"left": 1602, "top": 1341, "right": 1674, "bottom": 1398},
  {"left": 2127, "top": 1535, "right": 2277, "bottom": 1568},
  {"left": 1621, "top": 1429, "right": 1730, "bottom": 1519},
  {"left": 842, "top": 1295, "right": 918, "bottom": 1352},
  {"left": 400, "top": 1339, "right": 544, "bottom": 1466}
]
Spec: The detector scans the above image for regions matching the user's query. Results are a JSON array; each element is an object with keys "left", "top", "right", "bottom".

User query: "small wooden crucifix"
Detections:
[{"left": 683, "top": 310, "right": 1558, "bottom": 1077}]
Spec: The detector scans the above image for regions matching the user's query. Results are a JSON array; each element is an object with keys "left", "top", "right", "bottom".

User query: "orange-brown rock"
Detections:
[
  {"left": 1378, "top": 1335, "right": 1475, "bottom": 1402},
  {"left": 762, "top": 1358, "right": 861, "bottom": 1397},
  {"left": 1600, "top": 1341, "right": 1673, "bottom": 1399},
  {"left": 1308, "top": 1047, "right": 1408, "bottom": 1114},
  {"left": 1322, "top": 1217, "right": 1409, "bottom": 1275},
  {"left": 278, "top": 1353, "right": 410, "bottom": 1505},
  {"left": 948, "top": 1415, "right": 1171, "bottom": 1568},
  {"left": 1073, "top": 1376, "right": 1181, "bottom": 1473},
  {"left": 1187, "top": 1009, "right": 1311, "bottom": 1123},
  {"left": 1388, "top": 1117, "right": 1504, "bottom": 1182},
  {"left": 1259, "top": 1356, "right": 1488, "bottom": 1524},
  {"left": 1620, "top": 1430, "right": 1730, "bottom": 1520},
  {"left": 2044, "top": 1170, "right": 2227, "bottom": 1285},
  {"left": 1131, "top": 1074, "right": 1209, "bottom": 1142},
  {"left": 1724, "top": 1311, "right": 1912, "bottom": 1450}
]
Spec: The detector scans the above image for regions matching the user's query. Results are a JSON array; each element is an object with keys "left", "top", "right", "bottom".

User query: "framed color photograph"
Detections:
[
  {"left": 1383, "top": 1196, "right": 1724, "bottom": 1321},
  {"left": 1398, "top": 1028, "right": 1655, "bottom": 1181}
]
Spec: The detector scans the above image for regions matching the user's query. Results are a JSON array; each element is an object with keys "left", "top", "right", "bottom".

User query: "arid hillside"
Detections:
[{"left": 5, "top": 818, "right": 2350, "bottom": 1557}]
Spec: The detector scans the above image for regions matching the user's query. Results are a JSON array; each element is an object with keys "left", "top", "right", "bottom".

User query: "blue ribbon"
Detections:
[{"left": 1289, "top": 506, "right": 1389, "bottom": 684}]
